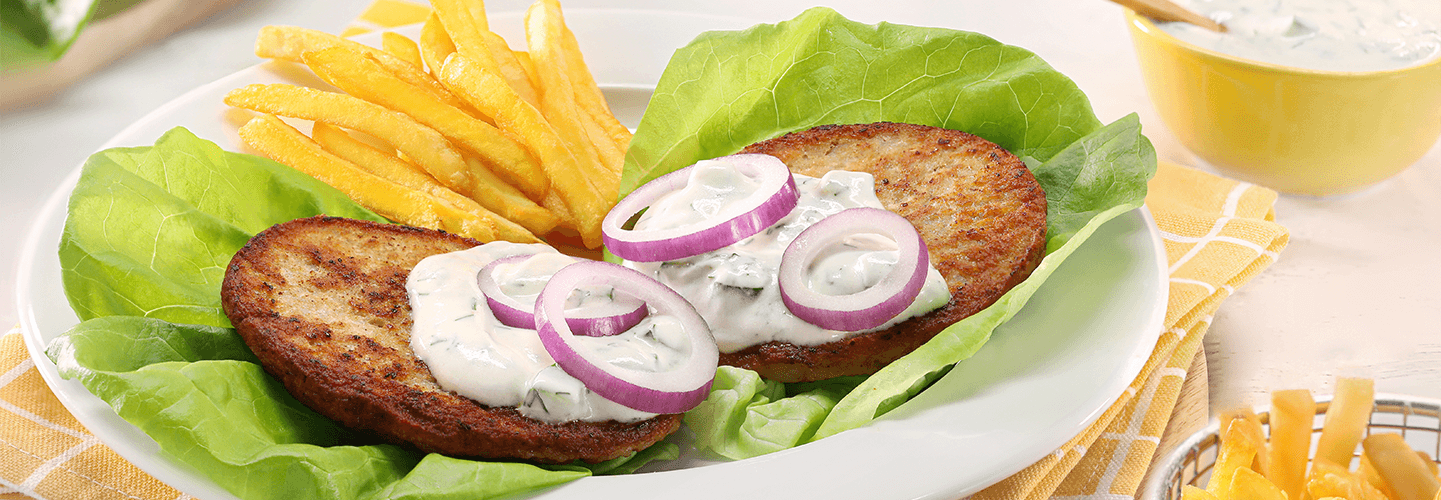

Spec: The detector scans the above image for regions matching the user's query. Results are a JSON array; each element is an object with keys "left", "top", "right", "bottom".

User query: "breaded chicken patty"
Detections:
[
  {"left": 727, "top": 122, "right": 1048, "bottom": 382},
  {"left": 221, "top": 216, "right": 681, "bottom": 463}
]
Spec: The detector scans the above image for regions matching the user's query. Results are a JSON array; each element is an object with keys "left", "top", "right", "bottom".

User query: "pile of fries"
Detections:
[
  {"left": 226, "top": 0, "right": 626, "bottom": 249},
  {"left": 1185, "top": 377, "right": 1441, "bottom": 500}
]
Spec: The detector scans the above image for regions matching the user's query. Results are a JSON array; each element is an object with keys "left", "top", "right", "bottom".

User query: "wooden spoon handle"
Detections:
[{"left": 1112, "top": 0, "right": 1227, "bottom": 32}]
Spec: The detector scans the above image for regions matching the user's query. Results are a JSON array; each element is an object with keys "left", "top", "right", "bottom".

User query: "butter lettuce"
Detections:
[
  {"left": 51, "top": 127, "right": 668, "bottom": 499},
  {"left": 625, "top": 7, "right": 1156, "bottom": 454}
]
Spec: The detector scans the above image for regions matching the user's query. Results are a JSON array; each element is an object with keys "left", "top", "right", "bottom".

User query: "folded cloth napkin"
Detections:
[
  {"left": 0, "top": 2, "right": 1290, "bottom": 497},
  {"left": 975, "top": 162, "right": 1289, "bottom": 499}
]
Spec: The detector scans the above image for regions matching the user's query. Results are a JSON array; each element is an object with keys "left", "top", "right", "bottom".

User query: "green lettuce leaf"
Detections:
[
  {"left": 59, "top": 126, "right": 385, "bottom": 327},
  {"left": 620, "top": 7, "right": 1156, "bottom": 453},
  {"left": 47, "top": 316, "right": 590, "bottom": 500},
  {"left": 51, "top": 128, "right": 669, "bottom": 499}
]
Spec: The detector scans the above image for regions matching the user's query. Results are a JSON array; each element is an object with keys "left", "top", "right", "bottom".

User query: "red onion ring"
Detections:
[
  {"left": 478, "top": 255, "right": 647, "bottom": 336},
  {"left": 535, "top": 260, "right": 718, "bottom": 414},
  {"left": 777, "top": 207, "right": 930, "bottom": 332},
  {"left": 602, "top": 153, "right": 798, "bottom": 262}
]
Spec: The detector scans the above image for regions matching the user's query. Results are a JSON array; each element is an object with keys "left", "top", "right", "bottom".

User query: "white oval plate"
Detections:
[{"left": 16, "top": 9, "right": 1169, "bottom": 500}]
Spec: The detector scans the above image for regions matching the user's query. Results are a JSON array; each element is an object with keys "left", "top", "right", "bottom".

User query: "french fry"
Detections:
[
  {"left": 554, "top": 12, "right": 632, "bottom": 153},
  {"left": 1230, "top": 467, "right": 1288, "bottom": 500},
  {"left": 439, "top": 53, "right": 610, "bottom": 247},
  {"left": 449, "top": 0, "right": 540, "bottom": 108},
  {"left": 581, "top": 111, "right": 624, "bottom": 176},
  {"left": 382, "top": 31, "right": 424, "bottom": 70},
  {"left": 1418, "top": 451, "right": 1439, "bottom": 477},
  {"left": 480, "top": 29, "right": 541, "bottom": 108},
  {"left": 1362, "top": 454, "right": 1401, "bottom": 499},
  {"left": 430, "top": 0, "right": 539, "bottom": 108},
  {"left": 1309, "top": 458, "right": 1364, "bottom": 499},
  {"left": 301, "top": 46, "right": 549, "bottom": 200},
  {"left": 513, "top": 50, "right": 538, "bottom": 87},
  {"left": 1317, "top": 377, "right": 1376, "bottom": 468},
  {"left": 1363, "top": 433, "right": 1441, "bottom": 500},
  {"left": 310, "top": 123, "right": 544, "bottom": 242},
  {"left": 254, "top": 25, "right": 470, "bottom": 112},
  {"left": 524, "top": 0, "right": 615, "bottom": 196},
  {"left": 237, "top": 115, "right": 496, "bottom": 242},
  {"left": 1207, "top": 419, "right": 1261, "bottom": 499},
  {"left": 465, "top": 0, "right": 490, "bottom": 30},
  {"left": 224, "top": 83, "right": 472, "bottom": 195},
  {"left": 460, "top": 152, "right": 561, "bottom": 237},
  {"left": 419, "top": 13, "right": 456, "bottom": 76},
  {"left": 1182, "top": 485, "right": 1220, "bottom": 500},
  {"left": 1223, "top": 407, "right": 1270, "bottom": 476},
  {"left": 1269, "top": 389, "right": 1316, "bottom": 500}
]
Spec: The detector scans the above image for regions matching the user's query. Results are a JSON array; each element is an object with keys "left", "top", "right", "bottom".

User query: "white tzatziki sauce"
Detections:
[
  {"left": 625, "top": 161, "right": 951, "bottom": 353},
  {"left": 407, "top": 242, "right": 691, "bottom": 423},
  {"left": 1159, "top": 0, "right": 1441, "bottom": 72}
]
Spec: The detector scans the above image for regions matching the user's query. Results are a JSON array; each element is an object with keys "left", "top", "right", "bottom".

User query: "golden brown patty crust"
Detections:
[
  {"left": 729, "top": 122, "right": 1048, "bottom": 382},
  {"left": 221, "top": 216, "right": 680, "bottom": 463}
]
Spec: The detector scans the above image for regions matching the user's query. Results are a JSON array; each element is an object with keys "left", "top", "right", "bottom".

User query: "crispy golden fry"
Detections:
[
  {"left": 1419, "top": 451, "right": 1439, "bottom": 477},
  {"left": 439, "top": 53, "right": 610, "bottom": 247},
  {"left": 1364, "top": 433, "right": 1441, "bottom": 500},
  {"left": 581, "top": 111, "right": 624, "bottom": 176},
  {"left": 543, "top": 189, "right": 580, "bottom": 231},
  {"left": 311, "top": 123, "right": 543, "bottom": 242},
  {"left": 459, "top": 152, "right": 560, "bottom": 236},
  {"left": 465, "top": 0, "right": 490, "bottom": 30},
  {"left": 316, "top": 128, "right": 552, "bottom": 241},
  {"left": 429, "top": 0, "right": 494, "bottom": 72},
  {"left": 1362, "top": 454, "right": 1401, "bottom": 499},
  {"left": 1310, "top": 458, "right": 1365, "bottom": 499},
  {"left": 1317, "top": 377, "right": 1376, "bottom": 468},
  {"left": 302, "top": 46, "right": 549, "bottom": 200},
  {"left": 1183, "top": 485, "right": 1220, "bottom": 500},
  {"left": 382, "top": 31, "right": 424, "bottom": 70},
  {"left": 419, "top": 13, "right": 456, "bottom": 77},
  {"left": 1223, "top": 408, "right": 1271, "bottom": 476},
  {"left": 513, "top": 50, "right": 538, "bottom": 87},
  {"left": 237, "top": 115, "right": 496, "bottom": 242},
  {"left": 433, "top": 0, "right": 539, "bottom": 108},
  {"left": 554, "top": 13, "right": 632, "bottom": 154},
  {"left": 480, "top": 29, "right": 541, "bottom": 108},
  {"left": 1230, "top": 467, "right": 1288, "bottom": 500},
  {"left": 1269, "top": 389, "right": 1316, "bottom": 500},
  {"left": 524, "top": 0, "right": 615, "bottom": 195},
  {"left": 1208, "top": 419, "right": 1261, "bottom": 499},
  {"left": 224, "top": 83, "right": 473, "bottom": 193},
  {"left": 254, "top": 25, "right": 470, "bottom": 112},
  {"left": 429, "top": 0, "right": 541, "bottom": 107}
]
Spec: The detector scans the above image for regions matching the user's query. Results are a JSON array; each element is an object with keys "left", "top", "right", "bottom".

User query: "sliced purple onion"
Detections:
[
  {"left": 478, "top": 255, "right": 647, "bottom": 336},
  {"left": 602, "top": 153, "right": 798, "bottom": 262},
  {"left": 535, "top": 260, "right": 718, "bottom": 414},
  {"left": 777, "top": 207, "right": 930, "bottom": 332}
]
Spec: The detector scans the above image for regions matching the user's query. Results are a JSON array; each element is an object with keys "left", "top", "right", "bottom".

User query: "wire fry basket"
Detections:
[{"left": 1143, "top": 394, "right": 1441, "bottom": 500}]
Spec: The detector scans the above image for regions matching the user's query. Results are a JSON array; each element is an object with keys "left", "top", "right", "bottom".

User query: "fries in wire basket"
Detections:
[
  {"left": 226, "top": 0, "right": 625, "bottom": 250},
  {"left": 1180, "top": 377, "right": 1441, "bottom": 500}
]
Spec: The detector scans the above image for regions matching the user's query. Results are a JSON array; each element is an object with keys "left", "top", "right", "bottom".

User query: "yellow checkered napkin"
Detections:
[
  {"left": 0, "top": 1, "right": 1291, "bottom": 497},
  {"left": 975, "top": 162, "right": 1289, "bottom": 499}
]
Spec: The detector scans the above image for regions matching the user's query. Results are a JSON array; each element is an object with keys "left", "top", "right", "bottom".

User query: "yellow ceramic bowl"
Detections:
[{"left": 1125, "top": 10, "right": 1441, "bottom": 196}]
